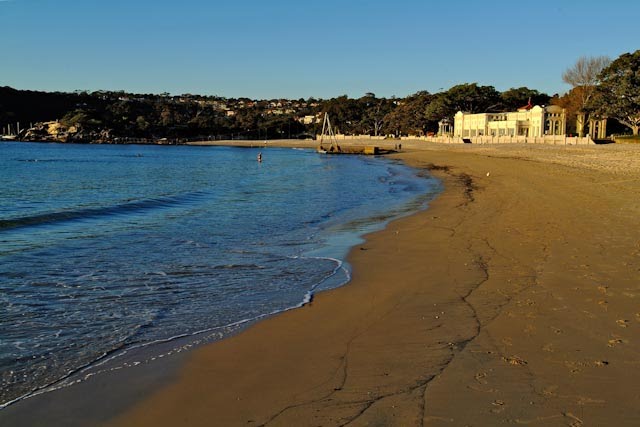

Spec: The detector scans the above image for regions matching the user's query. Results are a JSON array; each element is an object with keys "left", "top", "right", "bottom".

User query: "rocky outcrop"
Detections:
[{"left": 18, "top": 121, "right": 115, "bottom": 143}]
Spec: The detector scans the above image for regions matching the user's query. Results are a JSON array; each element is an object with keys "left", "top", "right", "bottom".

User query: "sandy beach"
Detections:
[
  {"left": 2, "top": 142, "right": 639, "bottom": 426},
  {"left": 98, "top": 142, "right": 639, "bottom": 426}
]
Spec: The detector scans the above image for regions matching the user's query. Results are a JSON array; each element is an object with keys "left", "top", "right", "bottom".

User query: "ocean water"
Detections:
[{"left": 0, "top": 141, "right": 440, "bottom": 408}]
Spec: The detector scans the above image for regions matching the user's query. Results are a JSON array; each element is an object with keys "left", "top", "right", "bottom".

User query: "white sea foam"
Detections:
[{"left": 0, "top": 256, "right": 351, "bottom": 410}]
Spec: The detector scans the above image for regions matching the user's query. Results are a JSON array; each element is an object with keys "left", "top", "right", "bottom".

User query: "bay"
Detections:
[{"left": 0, "top": 141, "right": 440, "bottom": 407}]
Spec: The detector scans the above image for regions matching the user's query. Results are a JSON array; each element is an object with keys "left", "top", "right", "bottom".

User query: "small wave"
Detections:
[
  {"left": 211, "top": 264, "right": 264, "bottom": 270},
  {"left": 0, "top": 192, "right": 207, "bottom": 232},
  {"left": 0, "top": 255, "right": 351, "bottom": 411},
  {"left": 292, "top": 254, "right": 350, "bottom": 302},
  {"left": 15, "top": 158, "right": 102, "bottom": 163}
]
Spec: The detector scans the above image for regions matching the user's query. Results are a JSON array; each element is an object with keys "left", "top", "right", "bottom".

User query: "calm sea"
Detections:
[{"left": 0, "top": 142, "right": 440, "bottom": 407}]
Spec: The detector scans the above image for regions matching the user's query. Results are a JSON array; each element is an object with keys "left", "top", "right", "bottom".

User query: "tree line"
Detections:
[
  {"left": 2, "top": 49, "right": 638, "bottom": 141},
  {"left": 0, "top": 85, "right": 551, "bottom": 142}
]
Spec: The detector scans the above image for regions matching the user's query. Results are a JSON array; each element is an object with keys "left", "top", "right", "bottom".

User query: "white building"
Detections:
[
  {"left": 453, "top": 104, "right": 566, "bottom": 138},
  {"left": 298, "top": 115, "right": 321, "bottom": 125}
]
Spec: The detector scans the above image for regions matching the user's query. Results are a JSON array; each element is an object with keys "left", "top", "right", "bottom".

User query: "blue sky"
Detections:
[{"left": 1, "top": 0, "right": 638, "bottom": 99}]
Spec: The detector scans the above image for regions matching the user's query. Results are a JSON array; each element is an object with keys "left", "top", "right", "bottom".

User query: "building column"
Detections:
[
  {"left": 576, "top": 112, "right": 586, "bottom": 137},
  {"left": 598, "top": 119, "right": 607, "bottom": 139}
]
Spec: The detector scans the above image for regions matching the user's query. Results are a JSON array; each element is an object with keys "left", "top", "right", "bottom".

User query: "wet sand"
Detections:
[
  {"left": 2, "top": 142, "right": 639, "bottom": 426},
  {"left": 105, "top": 142, "right": 640, "bottom": 426}
]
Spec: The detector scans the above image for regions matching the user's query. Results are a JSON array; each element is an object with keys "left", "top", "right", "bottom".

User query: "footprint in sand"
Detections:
[
  {"left": 474, "top": 372, "right": 488, "bottom": 384},
  {"left": 564, "top": 360, "right": 586, "bottom": 374},
  {"left": 502, "top": 355, "right": 528, "bottom": 366},
  {"left": 616, "top": 319, "right": 629, "bottom": 328},
  {"left": 490, "top": 399, "right": 506, "bottom": 414},
  {"left": 563, "top": 412, "right": 584, "bottom": 427},
  {"left": 576, "top": 396, "right": 605, "bottom": 405},
  {"left": 607, "top": 338, "right": 625, "bottom": 347}
]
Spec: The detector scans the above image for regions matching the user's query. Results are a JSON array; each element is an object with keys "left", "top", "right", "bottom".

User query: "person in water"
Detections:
[{"left": 257, "top": 152, "right": 262, "bottom": 162}]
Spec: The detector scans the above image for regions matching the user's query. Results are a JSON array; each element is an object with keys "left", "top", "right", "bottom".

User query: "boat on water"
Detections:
[{"left": 1, "top": 135, "right": 17, "bottom": 141}]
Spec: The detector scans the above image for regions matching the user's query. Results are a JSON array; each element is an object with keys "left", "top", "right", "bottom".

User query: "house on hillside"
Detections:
[{"left": 453, "top": 104, "right": 566, "bottom": 138}]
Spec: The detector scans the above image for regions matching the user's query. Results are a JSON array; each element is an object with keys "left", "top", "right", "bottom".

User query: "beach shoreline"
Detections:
[{"left": 3, "top": 142, "right": 640, "bottom": 426}]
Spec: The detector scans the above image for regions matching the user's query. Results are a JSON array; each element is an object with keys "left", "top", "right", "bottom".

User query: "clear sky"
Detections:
[{"left": 1, "top": 0, "right": 638, "bottom": 99}]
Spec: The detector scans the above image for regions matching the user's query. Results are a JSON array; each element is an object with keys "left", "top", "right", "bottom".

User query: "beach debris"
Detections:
[
  {"left": 492, "top": 399, "right": 505, "bottom": 406},
  {"left": 486, "top": 172, "right": 491, "bottom": 176},
  {"left": 594, "top": 360, "right": 609, "bottom": 366},
  {"left": 502, "top": 355, "right": 528, "bottom": 366}
]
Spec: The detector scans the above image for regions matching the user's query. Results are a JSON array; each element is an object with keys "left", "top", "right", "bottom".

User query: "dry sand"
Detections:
[
  {"left": 18, "top": 142, "right": 640, "bottom": 426},
  {"left": 107, "top": 142, "right": 640, "bottom": 426}
]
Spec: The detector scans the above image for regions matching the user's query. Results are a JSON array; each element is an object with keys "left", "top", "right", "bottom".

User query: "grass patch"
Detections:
[{"left": 613, "top": 135, "right": 640, "bottom": 143}]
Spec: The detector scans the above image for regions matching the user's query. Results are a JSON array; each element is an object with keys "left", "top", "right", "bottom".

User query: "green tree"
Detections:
[
  {"left": 319, "top": 95, "right": 365, "bottom": 135},
  {"left": 136, "top": 115, "right": 150, "bottom": 132},
  {"left": 356, "top": 93, "right": 394, "bottom": 136},
  {"left": 589, "top": 50, "right": 640, "bottom": 135},
  {"left": 500, "top": 87, "right": 550, "bottom": 111},
  {"left": 382, "top": 91, "right": 432, "bottom": 136},
  {"left": 425, "top": 84, "right": 501, "bottom": 123},
  {"left": 447, "top": 83, "right": 501, "bottom": 113}
]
